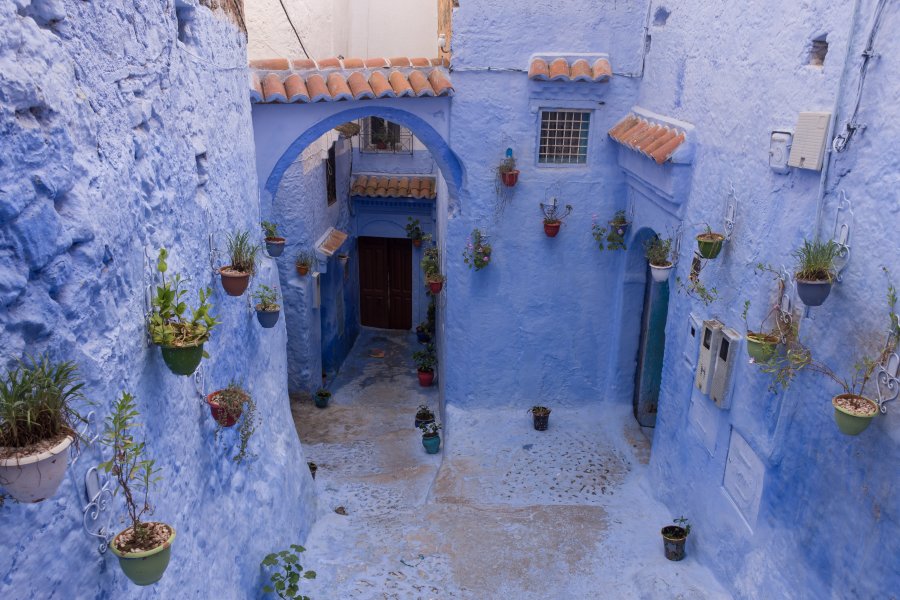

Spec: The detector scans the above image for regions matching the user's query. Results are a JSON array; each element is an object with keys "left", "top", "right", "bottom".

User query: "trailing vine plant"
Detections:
[
  {"left": 261, "top": 544, "right": 317, "bottom": 599},
  {"left": 212, "top": 382, "right": 258, "bottom": 464}
]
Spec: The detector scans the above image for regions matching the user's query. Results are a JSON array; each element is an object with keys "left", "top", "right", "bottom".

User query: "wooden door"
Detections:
[{"left": 358, "top": 237, "right": 412, "bottom": 329}]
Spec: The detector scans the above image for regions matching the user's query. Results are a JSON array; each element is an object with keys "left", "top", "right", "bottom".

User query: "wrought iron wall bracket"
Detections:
[
  {"left": 831, "top": 191, "right": 853, "bottom": 283},
  {"left": 875, "top": 347, "right": 899, "bottom": 414}
]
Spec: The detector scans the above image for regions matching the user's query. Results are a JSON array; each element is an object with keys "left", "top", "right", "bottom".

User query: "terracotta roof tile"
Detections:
[
  {"left": 549, "top": 58, "right": 570, "bottom": 81},
  {"left": 262, "top": 73, "right": 287, "bottom": 102},
  {"left": 352, "top": 175, "right": 436, "bottom": 199},
  {"left": 570, "top": 59, "right": 593, "bottom": 82},
  {"left": 389, "top": 57, "right": 412, "bottom": 67},
  {"left": 608, "top": 114, "right": 688, "bottom": 164},
  {"left": 410, "top": 57, "right": 432, "bottom": 67},
  {"left": 248, "top": 58, "right": 454, "bottom": 104},
  {"left": 283, "top": 74, "right": 309, "bottom": 103},
  {"left": 318, "top": 228, "right": 348, "bottom": 256},
  {"left": 528, "top": 58, "right": 550, "bottom": 81},
  {"left": 593, "top": 58, "right": 612, "bottom": 81},
  {"left": 430, "top": 58, "right": 444, "bottom": 67}
]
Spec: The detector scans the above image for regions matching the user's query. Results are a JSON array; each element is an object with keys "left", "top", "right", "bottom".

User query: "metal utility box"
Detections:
[
  {"left": 710, "top": 326, "right": 741, "bottom": 409},
  {"left": 695, "top": 319, "right": 723, "bottom": 395}
]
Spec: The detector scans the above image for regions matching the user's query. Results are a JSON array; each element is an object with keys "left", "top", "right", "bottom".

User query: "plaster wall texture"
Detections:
[
  {"left": 245, "top": 0, "right": 335, "bottom": 60},
  {"left": 629, "top": 1, "right": 900, "bottom": 598},
  {"left": 0, "top": 2, "right": 316, "bottom": 598}
]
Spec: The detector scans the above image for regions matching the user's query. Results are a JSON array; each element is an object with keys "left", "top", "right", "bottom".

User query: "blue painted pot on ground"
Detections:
[
  {"left": 265, "top": 237, "right": 285, "bottom": 257},
  {"left": 256, "top": 309, "right": 280, "bottom": 329},
  {"left": 422, "top": 434, "right": 441, "bottom": 454}
]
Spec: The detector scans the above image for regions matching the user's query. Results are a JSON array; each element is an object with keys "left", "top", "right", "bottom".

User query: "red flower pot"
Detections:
[
  {"left": 296, "top": 264, "right": 309, "bottom": 276},
  {"left": 500, "top": 170, "right": 519, "bottom": 187},
  {"left": 543, "top": 222, "right": 561, "bottom": 237},
  {"left": 413, "top": 239, "right": 422, "bottom": 248},
  {"left": 417, "top": 370, "right": 435, "bottom": 387},
  {"left": 206, "top": 391, "right": 243, "bottom": 427},
  {"left": 219, "top": 267, "right": 251, "bottom": 296},
  {"left": 428, "top": 280, "right": 443, "bottom": 294}
]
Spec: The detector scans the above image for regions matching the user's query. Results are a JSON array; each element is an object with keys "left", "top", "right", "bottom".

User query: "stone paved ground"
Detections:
[{"left": 292, "top": 329, "right": 731, "bottom": 599}]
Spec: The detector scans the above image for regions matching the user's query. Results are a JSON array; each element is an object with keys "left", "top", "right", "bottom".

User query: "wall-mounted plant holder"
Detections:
[
  {"left": 874, "top": 341, "right": 899, "bottom": 414},
  {"left": 830, "top": 191, "right": 853, "bottom": 283},
  {"left": 193, "top": 364, "right": 206, "bottom": 400},
  {"left": 776, "top": 266, "right": 796, "bottom": 342},
  {"left": 723, "top": 183, "right": 738, "bottom": 242},
  {"left": 66, "top": 412, "right": 114, "bottom": 555}
]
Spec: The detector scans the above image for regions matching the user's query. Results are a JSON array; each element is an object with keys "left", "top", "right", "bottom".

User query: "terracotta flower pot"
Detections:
[
  {"left": 428, "top": 280, "right": 443, "bottom": 294},
  {"left": 219, "top": 267, "right": 251, "bottom": 296},
  {"left": 110, "top": 523, "right": 176, "bottom": 586},
  {"left": 544, "top": 221, "right": 561, "bottom": 237},
  {"left": 418, "top": 370, "right": 435, "bottom": 387},
  {"left": 832, "top": 394, "right": 878, "bottom": 435},
  {"left": 265, "top": 237, "right": 285, "bottom": 257},
  {"left": 500, "top": 170, "right": 519, "bottom": 187},
  {"left": 413, "top": 239, "right": 422, "bottom": 248},
  {"left": 0, "top": 434, "right": 73, "bottom": 503},
  {"left": 296, "top": 264, "right": 310, "bottom": 276},
  {"left": 206, "top": 391, "right": 243, "bottom": 428}
]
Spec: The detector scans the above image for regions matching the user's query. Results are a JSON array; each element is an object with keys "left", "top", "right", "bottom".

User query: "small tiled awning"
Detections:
[
  {"left": 250, "top": 56, "right": 454, "bottom": 104},
  {"left": 317, "top": 228, "right": 348, "bottom": 256},
  {"left": 528, "top": 55, "right": 611, "bottom": 83},
  {"left": 608, "top": 114, "right": 687, "bottom": 165},
  {"left": 351, "top": 175, "right": 436, "bottom": 199}
]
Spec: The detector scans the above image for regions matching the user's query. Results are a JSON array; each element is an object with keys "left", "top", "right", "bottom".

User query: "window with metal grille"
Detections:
[
  {"left": 326, "top": 142, "right": 336, "bottom": 205},
  {"left": 539, "top": 110, "right": 591, "bottom": 164},
  {"left": 359, "top": 117, "right": 414, "bottom": 154}
]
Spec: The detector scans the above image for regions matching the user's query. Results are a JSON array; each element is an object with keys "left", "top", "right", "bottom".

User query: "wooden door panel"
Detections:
[
  {"left": 358, "top": 237, "right": 389, "bottom": 328},
  {"left": 388, "top": 238, "right": 412, "bottom": 330}
]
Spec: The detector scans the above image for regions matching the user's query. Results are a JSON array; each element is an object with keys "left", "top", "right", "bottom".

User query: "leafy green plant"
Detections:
[
  {"left": 528, "top": 405, "right": 551, "bottom": 417},
  {"left": 413, "top": 346, "right": 436, "bottom": 372},
  {"left": 405, "top": 217, "right": 423, "bottom": 241},
  {"left": 793, "top": 238, "right": 839, "bottom": 282},
  {"left": 592, "top": 212, "right": 628, "bottom": 251},
  {"left": 253, "top": 285, "right": 280, "bottom": 312},
  {"left": 225, "top": 230, "right": 260, "bottom": 274},
  {"left": 497, "top": 155, "right": 517, "bottom": 174},
  {"left": 415, "top": 404, "right": 434, "bottom": 421},
  {"left": 295, "top": 250, "right": 315, "bottom": 269},
  {"left": 421, "top": 247, "right": 444, "bottom": 283},
  {"left": 673, "top": 516, "right": 691, "bottom": 536},
  {"left": 212, "top": 383, "right": 258, "bottom": 464},
  {"left": 99, "top": 392, "right": 163, "bottom": 552},
  {"left": 149, "top": 249, "right": 220, "bottom": 348},
  {"left": 0, "top": 356, "right": 86, "bottom": 449},
  {"left": 463, "top": 229, "right": 492, "bottom": 270},
  {"left": 676, "top": 275, "right": 718, "bottom": 306},
  {"left": 261, "top": 544, "right": 316, "bottom": 599},
  {"left": 539, "top": 199, "right": 573, "bottom": 224},
  {"left": 643, "top": 236, "right": 673, "bottom": 266},
  {"left": 261, "top": 221, "right": 280, "bottom": 239},
  {"left": 315, "top": 388, "right": 331, "bottom": 400},
  {"left": 419, "top": 421, "right": 442, "bottom": 437}
]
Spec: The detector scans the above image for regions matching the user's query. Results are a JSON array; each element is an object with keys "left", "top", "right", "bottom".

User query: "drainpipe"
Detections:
[{"left": 614, "top": 0, "right": 653, "bottom": 78}]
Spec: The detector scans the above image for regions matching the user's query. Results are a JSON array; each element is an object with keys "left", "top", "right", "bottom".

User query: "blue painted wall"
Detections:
[{"left": 0, "top": 2, "right": 316, "bottom": 598}]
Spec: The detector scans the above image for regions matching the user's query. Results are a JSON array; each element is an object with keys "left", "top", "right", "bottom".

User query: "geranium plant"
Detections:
[{"left": 463, "top": 228, "right": 492, "bottom": 270}]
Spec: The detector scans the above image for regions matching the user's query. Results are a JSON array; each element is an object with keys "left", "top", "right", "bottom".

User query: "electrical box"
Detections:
[
  {"left": 710, "top": 326, "right": 741, "bottom": 409},
  {"left": 312, "top": 272, "right": 321, "bottom": 308},
  {"left": 769, "top": 130, "right": 793, "bottom": 174},
  {"left": 684, "top": 313, "right": 703, "bottom": 369},
  {"left": 695, "top": 319, "right": 723, "bottom": 395},
  {"left": 788, "top": 112, "right": 831, "bottom": 171}
]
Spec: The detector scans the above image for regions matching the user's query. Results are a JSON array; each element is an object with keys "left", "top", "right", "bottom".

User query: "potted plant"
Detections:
[
  {"left": 337, "top": 252, "right": 349, "bottom": 267},
  {"left": 261, "top": 221, "right": 285, "bottom": 258},
  {"left": 0, "top": 356, "right": 85, "bottom": 503},
  {"left": 609, "top": 210, "right": 630, "bottom": 238},
  {"left": 314, "top": 388, "right": 331, "bottom": 409},
  {"left": 539, "top": 199, "right": 573, "bottom": 238},
  {"left": 592, "top": 211, "right": 629, "bottom": 251},
  {"left": 415, "top": 404, "right": 435, "bottom": 428},
  {"left": 220, "top": 230, "right": 259, "bottom": 297},
  {"left": 253, "top": 285, "right": 281, "bottom": 329},
  {"left": 415, "top": 321, "right": 432, "bottom": 344},
  {"left": 463, "top": 229, "right": 492, "bottom": 270},
  {"left": 498, "top": 154, "right": 519, "bottom": 187},
  {"left": 406, "top": 217, "right": 424, "bottom": 248},
  {"left": 421, "top": 247, "right": 445, "bottom": 294},
  {"left": 528, "top": 405, "right": 551, "bottom": 431},
  {"left": 261, "top": 544, "right": 316, "bottom": 599},
  {"left": 661, "top": 516, "right": 690, "bottom": 561},
  {"left": 205, "top": 382, "right": 258, "bottom": 463},
  {"left": 149, "top": 249, "right": 220, "bottom": 376},
  {"left": 100, "top": 392, "right": 175, "bottom": 586},
  {"left": 644, "top": 235, "right": 674, "bottom": 282},
  {"left": 413, "top": 346, "right": 436, "bottom": 387},
  {"left": 741, "top": 300, "right": 779, "bottom": 363},
  {"left": 419, "top": 421, "right": 442, "bottom": 454},
  {"left": 295, "top": 250, "right": 315, "bottom": 276},
  {"left": 696, "top": 224, "right": 725, "bottom": 259},
  {"left": 793, "top": 238, "right": 839, "bottom": 307}
]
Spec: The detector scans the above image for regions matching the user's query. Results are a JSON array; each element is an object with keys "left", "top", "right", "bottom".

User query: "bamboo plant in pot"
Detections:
[
  {"left": 419, "top": 421, "right": 442, "bottom": 454},
  {"left": 206, "top": 383, "right": 258, "bottom": 464},
  {"left": 695, "top": 224, "right": 725, "bottom": 259},
  {"left": 528, "top": 405, "right": 551, "bottom": 431},
  {"left": 100, "top": 392, "right": 175, "bottom": 586},
  {"left": 405, "top": 217, "right": 424, "bottom": 248},
  {"left": 661, "top": 516, "right": 691, "bottom": 561},
  {"left": 539, "top": 199, "right": 573, "bottom": 238},
  {"left": 252, "top": 285, "right": 281, "bottom": 329},
  {"left": 219, "top": 230, "right": 259, "bottom": 297},
  {"left": 149, "top": 249, "right": 220, "bottom": 376},
  {"left": 793, "top": 238, "right": 839, "bottom": 307},
  {"left": 413, "top": 346, "right": 437, "bottom": 387},
  {"left": 644, "top": 235, "right": 674, "bottom": 283},
  {"left": 295, "top": 250, "right": 315, "bottom": 277},
  {"left": 0, "top": 356, "right": 86, "bottom": 503},
  {"left": 261, "top": 221, "right": 285, "bottom": 258}
]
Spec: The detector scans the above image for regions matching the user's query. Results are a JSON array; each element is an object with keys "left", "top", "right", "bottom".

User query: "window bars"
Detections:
[
  {"left": 359, "top": 117, "right": 414, "bottom": 154},
  {"left": 539, "top": 110, "right": 591, "bottom": 164}
]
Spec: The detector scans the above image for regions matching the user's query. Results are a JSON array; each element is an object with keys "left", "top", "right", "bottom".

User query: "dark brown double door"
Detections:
[{"left": 358, "top": 236, "right": 412, "bottom": 329}]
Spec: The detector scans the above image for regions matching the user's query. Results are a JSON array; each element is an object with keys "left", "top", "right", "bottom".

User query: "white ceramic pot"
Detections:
[
  {"left": 650, "top": 263, "right": 673, "bottom": 283},
  {"left": 0, "top": 435, "right": 73, "bottom": 503}
]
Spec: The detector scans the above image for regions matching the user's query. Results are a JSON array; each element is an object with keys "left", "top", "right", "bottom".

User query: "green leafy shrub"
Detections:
[
  {"left": 225, "top": 230, "right": 260, "bottom": 274},
  {"left": 793, "top": 238, "right": 839, "bottom": 282},
  {"left": 253, "top": 285, "right": 280, "bottom": 312},
  {"left": 262, "top": 544, "right": 316, "bottom": 599},
  {"left": 149, "top": 249, "right": 219, "bottom": 348}
]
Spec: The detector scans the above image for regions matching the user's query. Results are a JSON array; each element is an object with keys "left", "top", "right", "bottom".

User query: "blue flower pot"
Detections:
[
  {"left": 256, "top": 309, "right": 280, "bottom": 329},
  {"left": 422, "top": 434, "right": 441, "bottom": 454},
  {"left": 265, "top": 238, "right": 285, "bottom": 257}
]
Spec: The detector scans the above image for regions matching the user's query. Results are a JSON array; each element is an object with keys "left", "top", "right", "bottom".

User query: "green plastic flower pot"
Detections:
[
  {"left": 110, "top": 524, "right": 175, "bottom": 586},
  {"left": 315, "top": 393, "right": 330, "bottom": 409},
  {"left": 746, "top": 333, "right": 778, "bottom": 362},
  {"left": 160, "top": 343, "right": 204, "bottom": 376},
  {"left": 832, "top": 394, "right": 878, "bottom": 436},
  {"left": 696, "top": 233, "right": 724, "bottom": 259}
]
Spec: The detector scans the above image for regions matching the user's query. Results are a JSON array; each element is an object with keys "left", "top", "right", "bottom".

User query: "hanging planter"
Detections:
[
  {"left": 696, "top": 227, "right": 725, "bottom": 259},
  {"left": 413, "top": 347, "right": 436, "bottom": 387},
  {"left": 660, "top": 517, "right": 691, "bottom": 561},
  {"left": 219, "top": 230, "right": 259, "bottom": 297},
  {"left": 832, "top": 394, "right": 878, "bottom": 435},
  {"left": 253, "top": 285, "right": 281, "bottom": 329},
  {"left": 0, "top": 434, "right": 74, "bottom": 504},
  {"left": 528, "top": 405, "right": 551, "bottom": 431},
  {"left": 427, "top": 275, "right": 445, "bottom": 294},
  {"left": 415, "top": 322, "right": 432, "bottom": 344},
  {"left": 295, "top": 250, "right": 314, "bottom": 277},
  {"left": 205, "top": 388, "right": 248, "bottom": 428},
  {"left": 406, "top": 217, "right": 425, "bottom": 248},
  {"left": 420, "top": 422, "right": 442, "bottom": 454},
  {"left": 261, "top": 221, "right": 285, "bottom": 257},
  {"left": 746, "top": 332, "right": 779, "bottom": 362},
  {"left": 796, "top": 279, "right": 833, "bottom": 307},
  {"left": 160, "top": 343, "right": 205, "bottom": 376},
  {"left": 337, "top": 253, "right": 349, "bottom": 266},
  {"left": 793, "top": 239, "right": 839, "bottom": 307},
  {"left": 540, "top": 199, "right": 572, "bottom": 238},
  {"left": 417, "top": 369, "right": 435, "bottom": 387},
  {"left": 543, "top": 221, "right": 561, "bottom": 237},
  {"left": 644, "top": 235, "right": 674, "bottom": 283},
  {"left": 110, "top": 524, "right": 176, "bottom": 586},
  {"left": 463, "top": 229, "right": 492, "bottom": 270},
  {"left": 497, "top": 151, "right": 519, "bottom": 187},
  {"left": 649, "top": 263, "right": 673, "bottom": 283},
  {"left": 315, "top": 389, "right": 331, "bottom": 409},
  {"left": 415, "top": 404, "right": 436, "bottom": 429}
]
